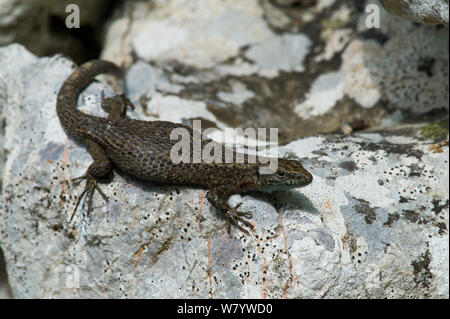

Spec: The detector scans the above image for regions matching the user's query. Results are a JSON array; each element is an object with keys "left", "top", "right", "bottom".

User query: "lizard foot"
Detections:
[
  {"left": 225, "top": 203, "right": 254, "bottom": 235},
  {"left": 70, "top": 173, "right": 109, "bottom": 222}
]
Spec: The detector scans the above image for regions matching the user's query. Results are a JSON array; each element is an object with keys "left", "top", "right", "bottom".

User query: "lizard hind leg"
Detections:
[{"left": 70, "top": 139, "right": 112, "bottom": 222}]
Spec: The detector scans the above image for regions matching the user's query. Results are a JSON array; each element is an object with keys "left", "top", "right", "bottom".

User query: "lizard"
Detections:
[{"left": 56, "top": 59, "right": 313, "bottom": 234}]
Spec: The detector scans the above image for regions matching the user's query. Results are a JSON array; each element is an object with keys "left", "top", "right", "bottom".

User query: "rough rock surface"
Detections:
[
  {"left": 0, "top": 44, "right": 448, "bottom": 298},
  {"left": 1, "top": 0, "right": 449, "bottom": 299},
  {"left": 101, "top": 0, "right": 448, "bottom": 142},
  {"left": 379, "top": 0, "right": 449, "bottom": 26}
]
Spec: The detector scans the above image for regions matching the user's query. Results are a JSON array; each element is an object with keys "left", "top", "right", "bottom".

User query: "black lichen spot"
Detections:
[
  {"left": 417, "top": 57, "right": 435, "bottom": 77},
  {"left": 357, "top": 141, "right": 424, "bottom": 160},
  {"left": 403, "top": 210, "right": 419, "bottom": 223},
  {"left": 50, "top": 224, "right": 63, "bottom": 232},
  {"left": 407, "top": 164, "right": 422, "bottom": 177},
  {"left": 431, "top": 199, "right": 449, "bottom": 215},
  {"left": 435, "top": 222, "right": 447, "bottom": 235},
  {"left": 338, "top": 160, "right": 358, "bottom": 172},
  {"left": 411, "top": 250, "right": 433, "bottom": 288},
  {"left": 354, "top": 198, "right": 377, "bottom": 224},
  {"left": 399, "top": 196, "right": 411, "bottom": 203},
  {"left": 383, "top": 213, "right": 400, "bottom": 227}
]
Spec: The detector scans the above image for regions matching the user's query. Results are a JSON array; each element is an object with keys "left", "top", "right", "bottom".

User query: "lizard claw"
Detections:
[
  {"left": 70, "top": 173, "right": 108, "bottom": 222},
  {"left": 225, "top": 203, "right": 254, "bottom": 235}
]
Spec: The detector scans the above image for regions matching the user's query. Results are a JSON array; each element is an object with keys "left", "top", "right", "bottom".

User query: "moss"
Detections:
[
  {"left": 419, "top": 117, "right": 449, "bottom": 141},
  {"left": 322, "top": 18, "right": 347, "bottom": 30}
]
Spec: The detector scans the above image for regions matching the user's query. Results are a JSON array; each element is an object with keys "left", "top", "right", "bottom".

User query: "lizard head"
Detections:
[{"left": 255, "top": 158, "right": 312, "bottom": 192}]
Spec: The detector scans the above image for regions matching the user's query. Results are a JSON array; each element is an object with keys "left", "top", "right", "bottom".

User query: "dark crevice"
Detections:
[
  {"left": 0, "top": 247, "right": 13, "bottom": 298},
  {"left": 46, "top": 0, "right": 122, "bottom": 64}
]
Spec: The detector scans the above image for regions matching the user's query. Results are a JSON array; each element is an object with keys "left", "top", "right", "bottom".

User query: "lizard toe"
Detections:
[
  {"left": 225, "top": 205, "right": 254, "bottom": 235},
  {"left": 226, "top": 215, "right": 250, "bottom": 236},
  {"left": 70, "top": 174, "right": 108, "bottom": 222}
]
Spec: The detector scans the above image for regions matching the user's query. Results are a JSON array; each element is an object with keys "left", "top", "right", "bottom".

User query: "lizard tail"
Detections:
[{"left": 56, "top": 59, "right": 122, "bottom": 124}]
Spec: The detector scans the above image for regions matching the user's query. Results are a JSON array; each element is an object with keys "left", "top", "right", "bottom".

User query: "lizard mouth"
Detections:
[
  {"left": 284, "top": 170, "right": 312, "bottom": 186},
  {"left": 287, "top": 179, "right": 311, "bottom": 187},
  {"left": 299, "top": 177, "right": 312, "bottom": 187},
  {"left": 257, "top": 180, "right": 309, "bottom": 193}
]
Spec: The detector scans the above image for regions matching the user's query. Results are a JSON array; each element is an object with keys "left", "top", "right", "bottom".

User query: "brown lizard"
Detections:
[{"left": 56, "top": 60, "right": 312, "bottom": 234}]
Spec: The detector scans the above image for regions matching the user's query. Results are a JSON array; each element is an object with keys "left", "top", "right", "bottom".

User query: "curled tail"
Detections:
[{"left": 56, "top": 60, "right": 122, "bottom": 130}]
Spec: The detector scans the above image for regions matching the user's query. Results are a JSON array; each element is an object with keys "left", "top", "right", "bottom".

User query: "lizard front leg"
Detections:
[
  {"left": 206, "top": 186, "right": 254, "bottom": 235},
  {"left": 70, "top": 139, "right": 111, "bottom": 222}
]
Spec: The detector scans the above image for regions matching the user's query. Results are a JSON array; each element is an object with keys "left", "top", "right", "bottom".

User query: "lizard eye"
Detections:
[{"left": 276, "top": 171, "right": 286, "bottom": 178}]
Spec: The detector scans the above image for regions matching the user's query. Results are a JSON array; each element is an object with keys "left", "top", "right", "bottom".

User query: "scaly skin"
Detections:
[{"left": 56, "top": 60, "right": 313, "bottom": 234}]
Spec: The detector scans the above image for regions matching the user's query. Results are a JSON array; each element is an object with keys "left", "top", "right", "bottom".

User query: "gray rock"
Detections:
[
  {"left": 379, "top": 0, "right": 449, "bottom": 26},
  {"left": 0, "top": 44, "right": 448, "bottom": 298},
  {"left": 102, "top": 0, "right": 448, "bottom": 141},
  {"left": 0, "top": 0, "right": 110, "bottom": 61}
]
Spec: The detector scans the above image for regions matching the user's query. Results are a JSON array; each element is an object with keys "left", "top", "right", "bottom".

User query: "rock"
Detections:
[
  {"left": 1, "top": 0, "right": 448, "bottom": 299},
  {"left": 0, "top": 0, "right": 111, "bottom": 62},
  {"left": 0, "top": 44, "right": 448, "bottom": 298},
  {"left": 379, "top": 0, "right": 449, "bottom": 26},
  {"left": 100, "top": 0, "right": 449, "bottom": 142}
]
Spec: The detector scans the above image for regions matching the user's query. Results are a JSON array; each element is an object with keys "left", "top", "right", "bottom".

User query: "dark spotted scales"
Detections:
[{"left": 56, "top": 60, "right": 312, "bottom": 234}]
